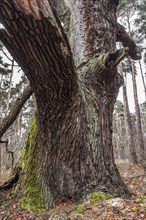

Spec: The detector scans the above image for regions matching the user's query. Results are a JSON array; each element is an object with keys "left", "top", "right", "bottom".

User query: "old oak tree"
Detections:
[{"left": 0, "top": 0, "right": 141, "bottom": 211}]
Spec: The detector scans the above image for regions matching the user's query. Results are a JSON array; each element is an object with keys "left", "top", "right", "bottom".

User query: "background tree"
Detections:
[
  {"left": 0, "top": 0, "right": 141, "bottom": 211},
  {"left": 134, "top": 0, "right": 146, "bottom": 39},
  {"left": 121, "top": 64, "right": 138, "bottom": 163},
  {"left": 118, "top": 0, "right": 145, "bottom": 161},
  {"left": 0, "top": 43, "right": 34, "bottom": 180},
  {"left": 113, "top": 100, "right": 126, "bottom": 160}
]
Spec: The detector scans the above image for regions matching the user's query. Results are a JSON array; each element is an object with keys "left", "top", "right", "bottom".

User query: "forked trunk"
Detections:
[{"left": 0, "top": 0, "right": 139, "bottom": 211}]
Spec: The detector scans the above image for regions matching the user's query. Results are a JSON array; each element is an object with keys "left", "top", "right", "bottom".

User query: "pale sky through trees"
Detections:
[
  {"left": 2, "top": 49, "right": 146, "bottom": 113},
  {"left": 118, "top": 72, "right": 145, "bottom": 112},
  {"left": 1, "top": 27, "right": 145, "bottom": 114}
]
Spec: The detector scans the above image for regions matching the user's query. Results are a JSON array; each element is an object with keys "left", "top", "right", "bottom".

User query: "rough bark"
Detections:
[
  {"left": 0, "top": 0, "right": 140, "bottom": 211},
  {"left": 65, "top": 0, "right": 119, "bottom": 65},
  {"left": 0, "top": 85, "right": 32, "bottom": 139}
]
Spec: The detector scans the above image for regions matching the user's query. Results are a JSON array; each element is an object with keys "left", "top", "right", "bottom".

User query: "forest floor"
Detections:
[{"left": 0, "top": 160, "right": 146, "bottom": 220}]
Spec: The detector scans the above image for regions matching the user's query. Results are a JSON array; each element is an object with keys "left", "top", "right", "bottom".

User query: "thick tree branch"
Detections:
[
  {"left": 116, "top": 23, "right": 141, "bottom": 60},
  {"left": 0, "top": 85, "right": 33, "bottom": 139},
  {"left": 0, "top": 0, "right": 77, "bottom": 102}
]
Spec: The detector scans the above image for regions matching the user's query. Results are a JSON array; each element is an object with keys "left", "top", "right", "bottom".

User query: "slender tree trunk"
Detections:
[
  {"left": 0, "top": 0, "right": 140, "bottom": 211},
  {"left": 117, "top": 114, "right": 126, "bottom": 160},
  {"left": 122, "top": 76, "right": 138, "bottom": 163},
  {"left": 0, "top": 73, "right": 4, "bottom": 121},
  {"left": 5, "top": 59, "right": 14, "bottom": 116},
  {"left": 0, "top": 73, "right": 3, "bottom": 89},
  {"left": 125, "top": 12, "right": 145, "bottom": 161},
  {"left": 131, "top": 59, "right": 145, "bottom": 160},
  {"left": 139, "top": 60, "right": 146, "bottom": 101}
]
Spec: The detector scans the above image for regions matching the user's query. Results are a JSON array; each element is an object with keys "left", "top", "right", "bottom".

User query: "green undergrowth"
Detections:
[
  {"left": 76, "top": 191, "right": 113, "bottom": 215},
  {"left": 136, "top": 195, "right": 146, "bottom": 206},
  {"left": 90, "top": 191, "right": 113, "bottom": 206},
  {"left": 76, "top": 204, "right": 85, "bottom": 214}
]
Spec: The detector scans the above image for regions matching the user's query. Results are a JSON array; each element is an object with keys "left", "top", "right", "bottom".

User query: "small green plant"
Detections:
[
  {"left": 76, "top": 204, "right": 85, "bottom": 214},
  {"left": 90, "top": 191, "right": 112, "bottom": 205},
  {"left": 136, "top": 195, "right": 146, "bottom": 205}
]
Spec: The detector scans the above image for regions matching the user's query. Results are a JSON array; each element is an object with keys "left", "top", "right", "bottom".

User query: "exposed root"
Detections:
[{"left": 0, "top": 167, "right": 21, "bottom": 191}]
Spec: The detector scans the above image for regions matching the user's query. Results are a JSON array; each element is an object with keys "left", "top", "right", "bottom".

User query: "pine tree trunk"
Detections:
[
  {"left": 5, "top": 59, "right": 14, "bottom": 116},
  {"left": 139, "top": 60, "right": 146, "bottom": 101},
  {"left": 122, "top": 9, "right": 145, "bottom": 162},
  {"left": 0, "top": 0, "right": 138, "bottom": 211},
  {"left": 131, "top": 59, "right": 145, "bottom": 161},
  {"left": 122, "top": 79, "right": 138, "bottom": 163},
  {"left": 115, "top": 109, "right": 126, "bottom": 160}
]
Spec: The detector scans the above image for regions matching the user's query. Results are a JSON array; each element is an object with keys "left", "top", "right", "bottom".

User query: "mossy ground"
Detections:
[
  {"left": 90, "top": 191, "right": 113, "bottom": 205},
  {"left": 76, "top": 204, "right": 85, "bottom": 214}
]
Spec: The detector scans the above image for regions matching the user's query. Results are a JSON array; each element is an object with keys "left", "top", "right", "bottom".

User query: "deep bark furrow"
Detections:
[
  {"left": 37, "top": 94, "right": 98, "bottom": 201},
  {"left": 68, "top": 0, "right": 117, "bottom": 65},
  {"left": 0, "top": 1, "right": 77, "bottom": 101}
]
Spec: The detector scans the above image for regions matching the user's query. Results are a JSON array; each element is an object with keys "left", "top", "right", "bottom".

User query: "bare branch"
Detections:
[{"left": 0, "top": 85, "right": 33, "bottom": 139}]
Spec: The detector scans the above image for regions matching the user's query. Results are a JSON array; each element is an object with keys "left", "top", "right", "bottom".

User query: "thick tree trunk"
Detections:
[{"left": 0, "top": 0, "right": 140, "bottom": 211}]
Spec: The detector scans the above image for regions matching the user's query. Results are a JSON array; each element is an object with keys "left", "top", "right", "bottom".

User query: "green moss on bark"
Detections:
[{"left": 21, "top": 115, "right": 46, "bottom": 212}]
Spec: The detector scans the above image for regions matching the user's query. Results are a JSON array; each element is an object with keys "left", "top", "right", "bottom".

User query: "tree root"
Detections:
[{"left": 0, "top": 167, "right": 21, "bottom": 191}]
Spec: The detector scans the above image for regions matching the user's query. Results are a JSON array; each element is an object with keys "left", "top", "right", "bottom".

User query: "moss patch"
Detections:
[
  {"left": 21, "top": 116, "right": 38, "bottom": 171},
  {"left": 89, "top": 53, "right": 109, "bottom": 75},
  {"left": 76, "top": 204, "right": 85, "bottom": 214},
  {"left": 21, "top": 115, "right": 46, "bottom": 212},
  {"left": 90, "top": 191, "right": 112, "bottom": 206}
]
